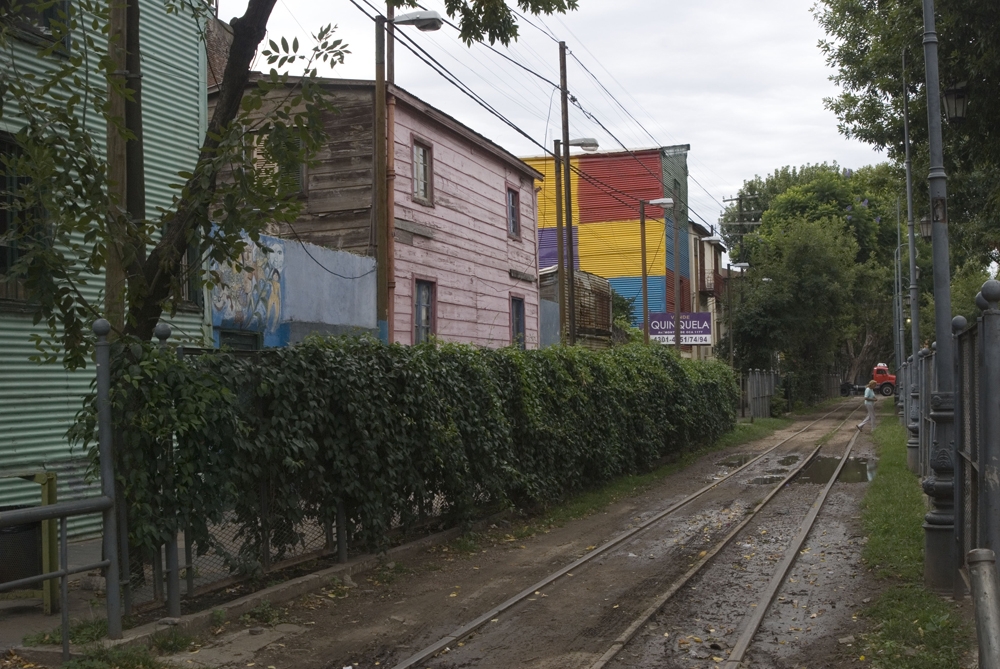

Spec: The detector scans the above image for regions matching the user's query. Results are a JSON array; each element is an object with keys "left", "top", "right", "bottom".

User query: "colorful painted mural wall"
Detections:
[
  {"left": 211, "top": 234, "right": 377, "bottom": 347},
  {"left": 524, "top": 147, "right": 692, "bottom": 326}
]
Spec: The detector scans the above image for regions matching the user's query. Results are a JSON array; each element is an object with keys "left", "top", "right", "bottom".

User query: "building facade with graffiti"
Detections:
[{"left": 211, "top": 235, "right": 377, "bottom": 349}]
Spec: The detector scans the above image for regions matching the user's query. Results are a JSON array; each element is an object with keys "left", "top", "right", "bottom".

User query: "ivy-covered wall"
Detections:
[{"left": 85, "top": 338, "right": 737, "bottom": 571}]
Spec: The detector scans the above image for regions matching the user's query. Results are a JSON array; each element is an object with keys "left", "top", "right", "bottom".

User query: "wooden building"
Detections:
[{"left": 209, "top": 74, "right": 543, "bottom": 349}]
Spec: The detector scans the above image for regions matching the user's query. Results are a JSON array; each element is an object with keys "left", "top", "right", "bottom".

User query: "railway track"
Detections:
[{"left": 390, "top": 401, "right": 865, "bottom": 669}]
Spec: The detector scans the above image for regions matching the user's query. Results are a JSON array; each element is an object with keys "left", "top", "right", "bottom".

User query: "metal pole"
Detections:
[
  {"left": 903, "top": 53, "right": 923, "bottom": 473},
  {"left": 921, "top": 0, "right": 958, "bottom": 592},
  {"left": 60, "top": 516, "right": 69, "bottom": 662},
  {"left": 728, "top": 263, "right": 734, "bottom": 368},
  {"left": 968, "top": 549, "right": 1000, "bottom": 669},
  {"left": 672, "top": 192, "right": 681, "bottom": 349},
  {"left": 559, "top": 42, "right": 576, "bottom": 345},
  {"left": 375, "top": 16, "right": 389, "bottom": 343},
  {"left": 94, "top": 320, "right": 123, "bottom": 639},
  {"left": 640, "top": 200, "right": 649, "bottom": 344},
  {"left": 980, "top": 282, "right": 1000, "bottom": 575},
  {"left": 337, "top": 500, "right": 348, "bottom": 564},
  {"left": 554, "top": 139, "right": 566, "bottom": 343},
  {"left": 155, "top": 323, "right": 181, "bottom": 618}
]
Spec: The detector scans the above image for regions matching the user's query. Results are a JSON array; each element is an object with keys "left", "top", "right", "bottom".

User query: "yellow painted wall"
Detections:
[
  {"left": 577, "top": 219, "right": 668, "bottom": 279},
  {"left": 524, "top": 156, "right": 580, "bottom": 229}
]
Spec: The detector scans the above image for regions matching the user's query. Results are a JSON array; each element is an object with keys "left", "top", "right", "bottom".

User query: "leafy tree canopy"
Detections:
[
  {"left": 813, "top": 0, "right": 1000, "bottom": 265},
  {"left": 0, "top": 0, "right": 580, "bottom": 368}
]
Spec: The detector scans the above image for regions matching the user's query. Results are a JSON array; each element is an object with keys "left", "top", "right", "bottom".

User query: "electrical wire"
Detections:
[
  {"left": 347, "top": 0, "right": 709, "bottom": 255},
  {"left": 284, "top": 221, "right": 378, "bottom": 280}
]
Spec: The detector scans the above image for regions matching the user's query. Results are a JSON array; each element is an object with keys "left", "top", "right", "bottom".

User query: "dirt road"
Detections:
[{"left": 180, "top": 401, "right": 880, "bottom": 669}]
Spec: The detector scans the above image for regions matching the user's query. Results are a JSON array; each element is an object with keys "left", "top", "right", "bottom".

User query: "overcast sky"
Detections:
[{"left": 216, "top": 0, "right": 885, "bottom": 230}]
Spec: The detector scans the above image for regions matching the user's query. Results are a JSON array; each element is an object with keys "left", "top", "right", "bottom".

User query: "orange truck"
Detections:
[{"left": 872, "top": 363, "right": 896, "bottom": 396}]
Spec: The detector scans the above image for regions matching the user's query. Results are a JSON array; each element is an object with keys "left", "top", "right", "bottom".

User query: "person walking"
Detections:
[{"left": 857, "top": 380, "right": 878, "bottom": 432}]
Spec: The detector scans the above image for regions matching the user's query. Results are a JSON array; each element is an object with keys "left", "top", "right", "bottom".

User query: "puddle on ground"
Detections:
[
  {"left": 794, "top": 456, "right": 876, "bottom": 484},
  {"left": 766, "top": 468, "right": 789, "bottom": 474},
  {"left": 778, "top": 455, "right": 800, "bottom": 466},
  {"left": 718, "top": 453, "right": 755, "bottom": 468},
  {"left": 748, "top": 475, "right": 786, "bottom": 485}
]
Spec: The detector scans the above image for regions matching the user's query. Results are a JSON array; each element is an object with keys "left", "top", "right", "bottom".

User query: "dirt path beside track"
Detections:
[{"left": 173, "top": 402, "right": 883, "bottom": 669}]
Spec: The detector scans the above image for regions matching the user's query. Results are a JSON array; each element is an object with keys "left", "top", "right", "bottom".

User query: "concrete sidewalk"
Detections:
[{"left": 0, "top": 537, "right": 106, "bottom": 651}]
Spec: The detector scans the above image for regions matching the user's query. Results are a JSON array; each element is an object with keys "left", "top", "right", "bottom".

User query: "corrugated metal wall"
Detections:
[
  {"left": 0, "top": 0, "right": 208, "bottom": 535},
  {"left": 524, "top": 148, "right": 691, "bottom": 328}
]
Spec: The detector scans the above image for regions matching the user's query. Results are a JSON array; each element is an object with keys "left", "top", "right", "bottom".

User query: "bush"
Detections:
[{"left": 75, "top": 339, "right": 737, "bottom": 570}]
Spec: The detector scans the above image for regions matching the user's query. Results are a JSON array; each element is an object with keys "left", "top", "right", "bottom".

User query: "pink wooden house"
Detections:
[
  {"left": 210, "top": 74, "right": 543, "bottom": 349},
  {"left": 209, "top": 18, "right": 543, "bottom": 348},
  {"left": 388, "top": 87, "right": 542, "bottom": 347}
]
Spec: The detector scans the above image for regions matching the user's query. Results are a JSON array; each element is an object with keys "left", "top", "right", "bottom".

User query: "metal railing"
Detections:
[{"left": 0, "top": 320, "right": 123, "bottom": 660}]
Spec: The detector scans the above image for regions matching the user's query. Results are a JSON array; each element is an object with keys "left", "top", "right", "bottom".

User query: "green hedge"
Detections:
[{"left": 77, "top": 338, "right": 737, "bottom": 572}]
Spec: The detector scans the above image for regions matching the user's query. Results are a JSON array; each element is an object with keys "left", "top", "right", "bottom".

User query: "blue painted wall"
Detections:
[{"left": 211, "top": 235, "right": 377, "bottom": 347}]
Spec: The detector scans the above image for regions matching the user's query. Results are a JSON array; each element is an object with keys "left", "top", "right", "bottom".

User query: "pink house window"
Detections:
[
  {"left": 414, "top": 279, "right": 435, "bottom": 343},
  {"left": 506, "top": 187, "right": 520, "bottom": 238},
  {"left": 413, "top": 141, "right": 433, "bottom": 205}
]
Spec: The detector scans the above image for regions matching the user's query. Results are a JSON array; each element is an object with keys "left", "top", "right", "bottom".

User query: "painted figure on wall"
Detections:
[{"left": 212, "top": 237, "right": 285, "bottom": 333}]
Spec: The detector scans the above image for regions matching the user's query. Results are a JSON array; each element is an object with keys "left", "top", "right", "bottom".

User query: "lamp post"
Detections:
[
  {"left": 638, "top": 197, "right": 673, "bottom": 344},
  {"left": 375, "top": 11, "right": 442, "bottom": 343},
  {"left": 903, "top": 53, "right": 923, "bottom": 473},
  {"left": 731, "top": 262, "right": 749, "bottom": 370},
  {"left": 919, "top": 0, "right": 967, "bottom": 592}
]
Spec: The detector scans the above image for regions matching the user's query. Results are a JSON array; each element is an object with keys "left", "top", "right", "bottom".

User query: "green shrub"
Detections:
[{"left": 75, "top": 339, "right": 737, "bottom": 570}]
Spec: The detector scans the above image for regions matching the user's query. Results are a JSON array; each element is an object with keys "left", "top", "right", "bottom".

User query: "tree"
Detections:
[
  {"left": 725, "top": 164, "right": 902, "bottom": 395},
  {"left": 0, "top": 0, "right": 580, "bottom": 369},
  {"left": 813, "top": 0, "right": 1000, "bottom": 266}
]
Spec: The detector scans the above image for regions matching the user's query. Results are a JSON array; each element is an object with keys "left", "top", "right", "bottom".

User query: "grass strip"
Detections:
[{"left": 859, "top": 412, "right": 972, "bottom": 668}]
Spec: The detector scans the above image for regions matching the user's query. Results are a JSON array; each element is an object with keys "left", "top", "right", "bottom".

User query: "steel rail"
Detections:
[
  {"left": 391, "top": 402, "right": 861, "bottom": 669},
  {"left": 722, "top": 427, "right": 860, "bottom": 668},
  {"left": 590, "top": 403, "right": 863, "bottom": 669}
]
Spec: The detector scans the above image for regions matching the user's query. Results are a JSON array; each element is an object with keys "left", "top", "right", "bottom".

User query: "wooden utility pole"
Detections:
[
  {"left": 105, "top": 0, "right": 127, "bottom": 332},
  {"left": 554, "top": 139, "right": 566, "bottom": 343},
  {"left": 672, "top": 190, "right": 681, "bottom": 349},
  {"left": 727, "top": 262, "right": 733, "bottom": 367},
  {"left": 640, "top": 200, "right": 649, "bottom": 344},
  {"left": 559, "top": 41, "right": 576, "bottom": 345},
  {"left": 374, "top": 16, "right": 389, "bottom": 342}
]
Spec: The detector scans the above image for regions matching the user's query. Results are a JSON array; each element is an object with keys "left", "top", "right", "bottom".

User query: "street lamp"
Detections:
[
  {"left": 374, "top": 11, "right": 443, "bottom": 343},
  {"left": 638, "top": 197, "right": 673, "bottom": 344},
  {"left": 919, "top": 0, "right": 959, "bottom": 593},
  {"left": 920, "top": 214, "right": 933, "bottom": 241},
  {"left": 943, "top": 83, "right": 968, "bottom": 124},
  {"left": 646, "top": 196, "right": 680, "bottom": 348},
  {"left": 392, "top": 10, "right": 444, "bottom": 31},
  {"left": 554, "top": 137, "right": 600, "bottom": 344}
]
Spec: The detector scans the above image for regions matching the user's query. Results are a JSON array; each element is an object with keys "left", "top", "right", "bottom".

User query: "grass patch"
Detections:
[
  {"left": 238, "top": 600, "right": 284, "bottom": 626},
  {"left": 368, "top": 560, "right": 411, "bottom": 586},
  {"left": 63, "top": 646, "right": 164, "bottom": 669},
  {"left": 861, "top": 421, "right": 925, "bottom": 581},
  {"left": 150, "top": 627, "right": 193, "bottom": 654},
  {"left": 23, "top": 618, "right": 108, "bottom": 646},
  {"left": 858, "top": 415, "right": 972, "bottom": 668}
]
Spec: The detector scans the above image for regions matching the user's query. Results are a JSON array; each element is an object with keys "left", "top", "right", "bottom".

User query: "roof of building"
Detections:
[{"left": 208, "top": 72, "right": 543, "bottom": 182}]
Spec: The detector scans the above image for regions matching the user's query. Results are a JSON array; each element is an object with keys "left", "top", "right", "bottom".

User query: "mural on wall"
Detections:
[{"left": 211, "top": 236, "right": 288, "bottom": 346}]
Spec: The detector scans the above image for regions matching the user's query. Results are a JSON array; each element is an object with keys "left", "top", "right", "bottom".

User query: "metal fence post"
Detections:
[
  {"left": 953, "top": 315, "right": 968, "bottom": 599},
  {"left": 906, "top": 356, "right": 919, "bottom": 472},
  {"left": 155, "top": 322, "right": 182, "bottom": 618},
  {"left": 337, "top": 500, "right": 348, "bottom": 564},
  {"left": 979, "top": 282, "right": 1000, "bottom": 572},
  {"left": 969, "top": 549, "right": 1000, "bottom": 669},
  {"left": 94, "top": 319, "right": 123, "bottom": 639}
]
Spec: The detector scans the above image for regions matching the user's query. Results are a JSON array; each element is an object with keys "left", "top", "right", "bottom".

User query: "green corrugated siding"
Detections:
[{"left": 0, "top": 0, "right": 209, "bottom": 536}]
